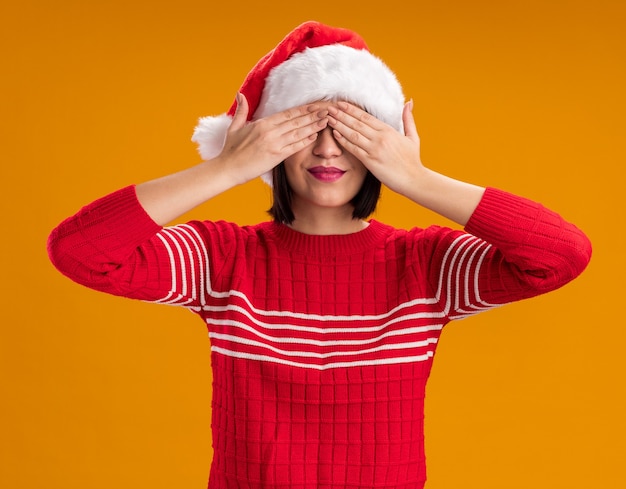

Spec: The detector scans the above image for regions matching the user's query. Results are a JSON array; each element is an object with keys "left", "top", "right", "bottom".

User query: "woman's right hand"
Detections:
[
  {"left": 216, "top": 93, "right": 330, "bottom": 185},
  {"left": 136, "top": 94, "right": 329, "bottom": 225}
]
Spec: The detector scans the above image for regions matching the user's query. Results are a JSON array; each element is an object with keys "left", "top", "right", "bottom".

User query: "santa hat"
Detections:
[{"left": 191, "top": 21, "right": 405, "bottom": 184}]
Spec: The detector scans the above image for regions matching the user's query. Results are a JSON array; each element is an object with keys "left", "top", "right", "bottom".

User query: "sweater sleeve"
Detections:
[
  {"left": 417, "top": 187, "right": 592, "bottom": 320},
  {"left": 47, "top": 185, "right": 229, "bottom": 307}
]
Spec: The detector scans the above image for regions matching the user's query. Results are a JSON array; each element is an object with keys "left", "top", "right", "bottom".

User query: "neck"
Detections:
[{"left": 288, "top": 203, "right": 369, "bottom": 236}]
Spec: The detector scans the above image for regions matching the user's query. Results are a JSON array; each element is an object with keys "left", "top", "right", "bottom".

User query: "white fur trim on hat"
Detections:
[{"left": 257, "top": 44, "right": 404, "bottom": 132}]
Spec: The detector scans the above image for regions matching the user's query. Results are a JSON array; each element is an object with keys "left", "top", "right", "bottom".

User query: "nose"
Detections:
[{"left": 312, "top": 127, "right": 342, "bottom": 159}]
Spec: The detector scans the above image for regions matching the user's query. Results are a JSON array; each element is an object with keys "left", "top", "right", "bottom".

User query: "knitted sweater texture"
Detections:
[{"left": 48, "top": 186, "right": 591, "bottom": 489}]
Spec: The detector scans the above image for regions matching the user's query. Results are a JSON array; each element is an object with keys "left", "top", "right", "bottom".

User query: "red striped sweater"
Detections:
[{"left": 47, "top": 186, "right": 591, "bottom": 488}]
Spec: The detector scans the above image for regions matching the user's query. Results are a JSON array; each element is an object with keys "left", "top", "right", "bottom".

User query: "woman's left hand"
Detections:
[{"left": 327, "top": 101, "right": 423, "bottom": 196}]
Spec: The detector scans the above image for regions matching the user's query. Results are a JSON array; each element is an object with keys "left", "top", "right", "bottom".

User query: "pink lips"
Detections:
[{"left": 307, "top": 166, "right": 346, "bottom": 182}]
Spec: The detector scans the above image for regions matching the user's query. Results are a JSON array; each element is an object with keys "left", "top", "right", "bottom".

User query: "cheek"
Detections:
[
  {"left": 282, "top": 154, "right": 297, "bottom": 174},
  {"left": 353, "top": 161, "right": 368, "bottom": 182},
  {"left": 283, "top": 161, "right": 300, "bottom": 186}
]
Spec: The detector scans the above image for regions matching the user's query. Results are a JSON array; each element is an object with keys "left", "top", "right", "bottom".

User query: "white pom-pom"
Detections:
[{"left": 191, "top": 113, "right": 232, "bottom": 161}]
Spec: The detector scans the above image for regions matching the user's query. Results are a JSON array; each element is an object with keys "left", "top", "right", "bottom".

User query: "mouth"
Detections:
[{"left": 307, "top": 166, "right": 346, "bottom": 182}]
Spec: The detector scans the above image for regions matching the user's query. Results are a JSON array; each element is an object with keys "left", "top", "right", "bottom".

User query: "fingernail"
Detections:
[{"left": 408, "top": 98, "right": 414, "bottom": 110}]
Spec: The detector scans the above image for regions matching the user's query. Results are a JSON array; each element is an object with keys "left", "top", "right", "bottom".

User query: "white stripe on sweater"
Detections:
[
  {"left": 149, "top": 224, "right": 506, "bottom": 368},
  {"left": 152, "top": 224, "right": 506, "bottom": 316},
  {"left": 210, "top": 332, "right": 438, "bottom": 359},
  {"left": 207, "top": 319, "right": 443, "bottom": 346},
  {"left": 210, "top": 345, "right": 435, "bottom": 371}
]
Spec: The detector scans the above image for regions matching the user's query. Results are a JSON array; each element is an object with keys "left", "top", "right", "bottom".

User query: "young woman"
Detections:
[{"left": 48, "top": 21, "right": 592, "bottom": 489}]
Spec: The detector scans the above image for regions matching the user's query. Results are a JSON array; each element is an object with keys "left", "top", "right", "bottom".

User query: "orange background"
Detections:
[{"left": 1, "top": 1, "right": 624, "bottom": 488}]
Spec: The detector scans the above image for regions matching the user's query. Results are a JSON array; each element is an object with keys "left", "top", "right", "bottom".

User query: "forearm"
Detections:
[
  {"left": 136, "top": 157, "right": 238, "bottom": 226},
  {"left": 401, "top": 165, "right": 486, "bottom": 226}
]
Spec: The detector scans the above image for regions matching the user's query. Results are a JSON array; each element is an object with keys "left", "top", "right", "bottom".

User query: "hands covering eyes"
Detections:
[
  {"left": 220, "top": 94, "right": 422, "bottom": 195},
  {"left": 327, "top": 101, "right": 423, "bottom": 196}
]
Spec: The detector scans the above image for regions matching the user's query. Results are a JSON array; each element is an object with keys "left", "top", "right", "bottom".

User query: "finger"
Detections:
[
  {"left": 280, "top": 116, "right": 328, "bottom": 154},
  {"left": 329, "top": 127, "right": 370, "bottom": 162},
  {"left": 402, "top": 99, "right": 420, "bottom": 143},
  {"left": 280, "top": 130, "right": 320, "bottom": 157},
  {"left": 270, "top": 106, "right": 329, "bottom": 147},
  {"left": 230, "top": 92, "right": 249, "bottom": 131},
  {"left": 273, "top": 103, "right": 327, "bottom": 133},
  {"left": 327, "top": 109, "right": 374, "bottom": 156},
  {"left": 292, "top": 111, "right": 329, "bottom": 139},
  {"left": 329, "top": 102, "right": 384, "bottom": 135}
]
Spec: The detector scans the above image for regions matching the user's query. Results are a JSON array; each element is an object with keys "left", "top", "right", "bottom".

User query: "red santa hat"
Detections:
[{"left": 191, "top": 21, "right": 405, "bottom": 184}]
